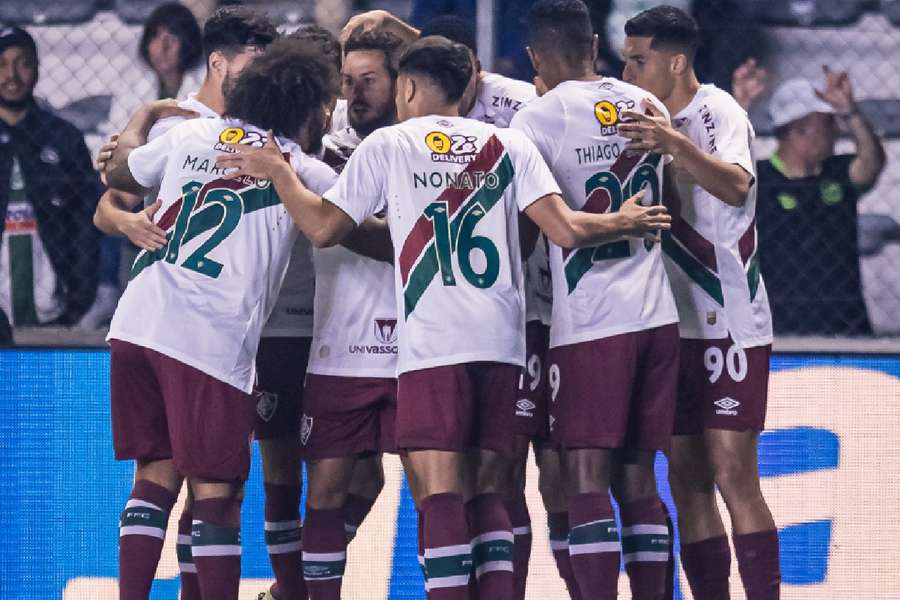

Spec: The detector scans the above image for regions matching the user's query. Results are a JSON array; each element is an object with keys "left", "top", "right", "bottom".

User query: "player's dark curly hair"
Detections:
[
  {"left": 343, "top": 30, "right": 405, "bottom": 77},
  {"left": 419, "top": 15, "right": 477, "bottom": 56},
  {"left": 398, "top": 36, "right": 473, "bottom": 103},
  {"left": 224, "top": 38, "right": 339, "bottom": 139},
  {"left": 286, "top": 24, "right": 342, "bottom": 75},
  {"left": 527, "top": 0, "right": 594, "bottom": 65},
  {"left": 624, "top": 5, "right": 700, "bottom": 58},
  {"left": 202, "top": 5, "right": 278, "bottom": 59},
  {"left": 139, "top": 3, "right": 203, "bottom": 72}
]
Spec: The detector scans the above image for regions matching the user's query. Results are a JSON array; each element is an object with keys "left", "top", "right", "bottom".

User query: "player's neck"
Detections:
[
  {"left": 195, "top": 77, "right": 225, "bottom": 115},
  {"left": 664, "top": 72, "right": 701, "bottom": 117}
]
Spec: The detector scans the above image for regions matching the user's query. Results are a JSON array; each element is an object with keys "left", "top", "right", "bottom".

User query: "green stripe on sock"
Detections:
[
  {"left": 265, "top": 528, "right": 301, "bottom": 546},
  {"left": 303, "top": 559, "right": 346, "bottom": 579},
  {"left": 622, "top": 533, "right": 671, "bottom": 554},
  {"left": 424, "top": 553, "right": 473, "bottom": 580},
  {"left": 472, "top": 539, "right": 513, "bottom": 567},
  {"left": 120, "top": 506, "right": 168, "bottom": 531},
  {"left": 177, "top": 542, "right": 193, "bottom": 563},
  {"left": 192, "top": 522, "right": 241, "bottom": 546},
  {"left": 569, "top": 520, "right": 618, "bottom": 545}
]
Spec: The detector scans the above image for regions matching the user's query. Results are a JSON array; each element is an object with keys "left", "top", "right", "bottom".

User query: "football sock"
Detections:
[
  {"left": 734, "top": 530, "right": 781, "bottom": 600},
  {"left": 620, "top": 495, "right": 673, "bottom": 600},
  {"left": 302, "top": 508, "right": 347, "bottom": 600},
  {"left": 343, "top": 493, "right": 376, "bottom": 543},
  {"left": 680, "top": 535, "right": 732, "bottom": 600},
  {"left": 177, "top": 506, "right": 201, "bottom": 599},
  {"left": 421, "top": 493, "right": 472, "bottom": 599},
  {"left": 467, "top": 493, "right": 514, "bottom": 600},
  {"left": 118, "top": 480, "right": 177, "bottom": 600},
  {"left": 547, "top": 512, "right": 582, "bottom": 600},
  {"left": 504, "top": 494, "right": 532, "bottom": 600},
  {"left": 568, "top": 492, "right": 620, "bottom": 600},
  {"left": 264, "top": 483, "right": 306, "bottom": 600},
  {"left": 192, "top": 497, "right": 243, "bottom": 600}
]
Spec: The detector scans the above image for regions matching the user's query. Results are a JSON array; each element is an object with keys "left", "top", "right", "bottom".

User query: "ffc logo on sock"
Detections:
[{"left": 120, "top": 500, "right": 168, "bottom": 539}]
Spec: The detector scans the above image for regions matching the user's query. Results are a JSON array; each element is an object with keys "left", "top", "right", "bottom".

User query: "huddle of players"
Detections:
[{"left": 97, "top": 1, "right": 780, "bottom": 600}]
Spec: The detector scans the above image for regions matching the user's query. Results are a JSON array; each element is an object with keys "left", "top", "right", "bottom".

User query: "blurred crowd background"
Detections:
[{"left": 3, "top": 0, "right": 900, "bottom": 345}]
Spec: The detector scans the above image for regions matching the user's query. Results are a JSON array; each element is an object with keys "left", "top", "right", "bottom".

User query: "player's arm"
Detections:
[
  {"left": 525, "top": 190, "right": 670, "bottom": 249},
  {"left": 93, "top": 191, "right": 168, "bottom": 251},
  {"left": 619, "top": 104, "right": 752, "bottom": 207},
  {"left": 519, "top": 213, "right": 540, "bottom": 260},
  {"left": 216, "top": 135, "right": 356, "bottom": 248},
  {"left": 340, "top": 10, "right": 420, "bottom": 45},
  {"left": 106, "top": 100, "right": 198, "bottom": 194},
  {"left": 341, "top": 216, "right": 393, "bottom": 263}
]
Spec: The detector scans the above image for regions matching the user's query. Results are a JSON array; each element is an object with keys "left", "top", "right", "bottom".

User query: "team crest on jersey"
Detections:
[
  {"left": 425, "top": 131, "right": 478, "bottom": 164},
  {"left": 255, "top": 390, "right": 278, "bottom": 422},
  {"left": 374, "top": 318, "right": 398, "bottom": 344},
  {"left": 300, "top": 415, "right": 314, "bottom": 445}
]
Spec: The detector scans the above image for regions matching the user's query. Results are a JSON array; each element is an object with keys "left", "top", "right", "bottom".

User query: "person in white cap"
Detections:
[{"left": 756, "top": 69, "right": 885, "bottom": 335}]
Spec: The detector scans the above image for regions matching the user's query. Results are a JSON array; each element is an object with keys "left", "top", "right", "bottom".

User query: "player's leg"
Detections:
[
  {"left": 612, "top": 324, "right": 679, "bottom": 600},
  {"left": 668, "top": 433, "right": 731, "bottom": 599},
  {"left": 303, "top": 456, "right": 357, "bottom": 600},
  {"left": 344, "top": 454, "right": 385, "bottom": 543},
  {"left": 176, "top": 486, "right": 201, "bottom": 600},
  {"left": 505, "top": 436, "right": 532, "bottom": 600},
  {"left": 109, "top": 340, "right": 182, "bottom": 600},
  {"left": 188, "top": 478, "right": 246, "bottom": 600},
  {"left": 398, "top": 365, "right": 482, "bottom": 599},
  {"left": 706, "top": 428, "right": 780, "bottom": 600},
  {"left": 256, "top": 337, "right": 309, "bottom": 600},
  {"left": 537, "top": 445, "right": 581, "bottom": 600}
]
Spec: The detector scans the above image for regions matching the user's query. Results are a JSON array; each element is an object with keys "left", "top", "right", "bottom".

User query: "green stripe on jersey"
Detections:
[
  {"left": 746, "top": 252, "right": 761, "bottom": 302},
  {"left": 661, "top": 233, "right": 725, "bottom": 306}
]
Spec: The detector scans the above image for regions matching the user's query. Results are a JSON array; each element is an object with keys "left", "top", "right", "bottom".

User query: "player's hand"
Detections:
[
  {"left": 215, "top": 130, "right": 287, "bottom": 181},
  {"left": 146, "top": 98, "right": 200, "bottom": 122},
  {"left": 618, "top": 190, "right": 671, "bottom": 236},
  {"left": 120, "top": 199, "right": 168, "bottom": 251},
  {"left": 619, "top": 100, "right": 683, "bottom": 156},
  {"left": 96, "top": 134, "right": 119, "bottom": 184},
  {"left": 732, "top": 58, "right": 768, "bottom": 111},
  {"left": 534, "top": 75, "right": 549, "bottom": 97},
  {"left": 340, "top": 10, "right": 395, "bottom": 45},
  {"left": 817, "top": 65, "right": 855, "bottom": 115}
]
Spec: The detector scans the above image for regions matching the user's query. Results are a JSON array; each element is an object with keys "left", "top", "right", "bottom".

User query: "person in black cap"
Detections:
[{"left": 0, "top": 24, "right": 101, "bottom": 343}]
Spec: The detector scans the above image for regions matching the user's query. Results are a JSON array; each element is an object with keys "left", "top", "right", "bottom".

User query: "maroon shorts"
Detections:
[
  {"left": 548, "top": 324, "right": 680, "bottom": 452},
  {"left": 110, "top": 339, "right": 256, "bottom": 481},
  {"left": 515, "top": 321, "right": 550, "bottom": 440},
  {"left": 301, "top": 373, "right": 398, "bottom": 459},
  {"left": 397, "top": 362, "right": 518, "bottom": 455},
  {"left": 674, "top": 338, "right": 771, "bottom": 435},
  {"left": 254, "top": 336, "right": 312, "bottom": 440}
]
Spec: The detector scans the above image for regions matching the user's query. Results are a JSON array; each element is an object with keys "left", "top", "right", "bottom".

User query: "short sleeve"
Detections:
[
  {"left": 127, "top": 126, "right": 179, "bottom": 189},
  {"left": 147, "top": 116, "right": 184, "bottom": 142},
  {"left": 321, "top": 131, "right": 388, "bottom": 225},
  {"left": 509, "top": 95, "right": 564, "bottom": 169},
  {"left": 712, "top": 98, "right": 755, "bottom": 176},
  {"left": 503, "top": 130, "right": 562, "bottom": 212},
  {"left": 293, "top": 153, "right": 338, "bottom": 197}
]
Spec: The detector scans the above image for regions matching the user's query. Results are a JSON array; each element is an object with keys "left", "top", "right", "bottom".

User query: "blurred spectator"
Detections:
[
  {"left": 0, "top": 26, "right": 101, "bottom": 342},
  {"left": 139, "top": 2, "right": 204, "bottom": 99},
  {"left": 756, "top": 72, "right": 887, "bottom": 336}
]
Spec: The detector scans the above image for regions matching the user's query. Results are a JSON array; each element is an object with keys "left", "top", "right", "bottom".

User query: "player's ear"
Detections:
[
  {"left": 671, "top": 52, "right": 688, "bottom": 76},
  {"left": 208, "top": 50, "right": 226, "bottom": 79},
  {"left": 526, "top": 46, "right": 538, "bottom": 73},
  {"left": 591, "top": 34, "right": 600, "bottom": 64},
  {"left": 406, "top": 77, "right": 417, "bottom": 105}
]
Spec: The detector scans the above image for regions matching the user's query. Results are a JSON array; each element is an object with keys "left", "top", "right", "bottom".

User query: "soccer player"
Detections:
[
  {"left": 510, "top": 2, "right": 681, "bottom": 599},
  {"left": 103, "top": 40, "right": 338, "bottom": 600},
  {"left": 295, "top": 30, "right": 405, "bottom": 600},
  {"left": 620, "top": 6, "right": 780, "bottom": 599},
  {"left": 216, "top": 35, "right": 670, "bottom": 600}
]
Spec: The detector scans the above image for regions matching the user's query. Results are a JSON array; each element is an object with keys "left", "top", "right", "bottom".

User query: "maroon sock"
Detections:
[
  {"left": 119, "top": 480, "right": 177, "bottom": 600},
  {"left": 302, "top": 508, "right": 347, "bottom": 600},
  {"left": 177, "top": 507, "right": 201, "bottom": 599},
  {"left": 567, "top": 492, "right": 619, "bottom": 600},
  {"left": 192, "top": 497, "right": 243, "bottom": 600},
  {"left": 343, "top": 493, "right": 376, "bottom": 543},
  {"left": 547, "top": 512, "right": 582, "bottom": 600},
  {"left": 734, "top": 530, "right": 781, "bottom": 600},
  {"left": 504, "top": 495, "right": 532, "bottom": 600},
  {"left": 660, "top": 502, "right": 675, "bottom": 600},
  {"left": 264, "top": 483, "right": 306, "bottom": 600},
  {"left": 680, "top": 535, "right": 731, "bottom": 600},
  {"left": 620, "top": 495, "right": 672, "bottom": 600},
  {"left": 421, "top": 493, "right": 472, "bottom": 600},
  {"left": 466, "top": 493, "right": 514, "bottom": 600}
]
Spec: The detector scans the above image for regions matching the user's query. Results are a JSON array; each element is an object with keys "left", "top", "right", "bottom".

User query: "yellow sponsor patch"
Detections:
[
  {"left": 219, "top": 127, "right": 245, "bottom": 144},
  {"left": 425, "top": 131, "right": 452, "bottom": 154},
  {"left": 594, "top": 100, "right": 619, "bottom": 126}
]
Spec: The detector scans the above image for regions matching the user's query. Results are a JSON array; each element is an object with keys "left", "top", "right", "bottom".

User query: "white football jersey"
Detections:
[
  {"left": 323, "top": 115, "right": 560, "bottom": 374},
  {"left": 148, "top": 93, "right": 318, "bottom": 338},
  {"left": 108, "top": 118, "right": 336, "bottom": 392},
  {"left": 511, "top": 78, "right": 678, "bottom": 348},
  {"left": 467, "top": 72, "right": 536, "bottom": 128},
  {"left": 667, "top": 84, "right": 772, "bottom": 347},
  {"left": 307, "top": 126, "right": 398, "bottom": 378}
]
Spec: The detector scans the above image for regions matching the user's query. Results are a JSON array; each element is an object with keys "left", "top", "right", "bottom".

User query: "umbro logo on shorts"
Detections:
[
  {"left": 255, "top": 391, "right": 278, "bottom": 422},
  {"left": 516, "top": 399, "right": 536, "bottom": 418},
  {"left": 714, "top": 397, "right": 740, "bottom": 416},
  {"left": 300, "top": 415, "right": 314, "bottom": 446}
]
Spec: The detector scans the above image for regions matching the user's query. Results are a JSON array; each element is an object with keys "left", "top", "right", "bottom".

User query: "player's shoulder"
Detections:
[
  {"left": 289, "top": 146, "right": 338, "bottom": 196},
  {"left": 480, "top": 72, "right": 537, "bottom": 103},
  {"left": 694, "top": 84, "right": 747, "bottom": 121}
]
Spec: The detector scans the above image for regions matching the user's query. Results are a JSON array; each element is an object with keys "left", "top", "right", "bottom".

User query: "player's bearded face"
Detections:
[
  {"left": 0, "top": 46, "right": 37, "bottom": 110},
  {"left": 622, "top": 37, "right": 674, "bottom": 103},
  {"left": 304, "top": 104, "right": 329, "bottom": 155},
  {"left": 342, "top": 50, "right": 397, "bottom": 136}
]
